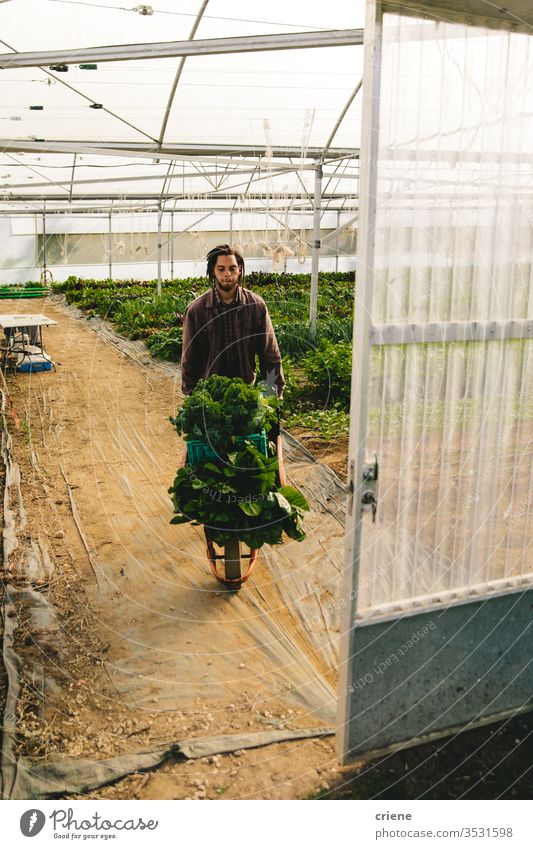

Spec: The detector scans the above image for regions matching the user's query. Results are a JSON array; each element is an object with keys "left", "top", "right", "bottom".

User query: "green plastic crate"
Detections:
[{"left": 186, "top": 430, "right": 268, "bottom": 465}]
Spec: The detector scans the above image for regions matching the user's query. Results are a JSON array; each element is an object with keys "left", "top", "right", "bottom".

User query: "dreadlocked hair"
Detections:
[{"left": 206, "top": 244, "right": 245, "bottom": 285}]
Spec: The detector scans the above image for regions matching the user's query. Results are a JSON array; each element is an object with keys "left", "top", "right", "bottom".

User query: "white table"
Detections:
[
  {"left": 0, "top": 313, "right": 58, "bottom": 329},
  {"left": 0, "top": 313, "right": 57, "bottom": 369}
]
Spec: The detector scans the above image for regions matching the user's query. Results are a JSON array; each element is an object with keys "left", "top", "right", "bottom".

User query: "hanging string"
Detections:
[{"left": 297, "top": 109, "right": 315, "bottom": 264}]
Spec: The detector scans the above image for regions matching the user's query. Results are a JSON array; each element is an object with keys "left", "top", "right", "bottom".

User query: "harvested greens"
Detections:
[
  {"left": 169, "top": 377, "right": 309, "bottom": 548},
  {"left": 170, "top": 375, "right": 278, "bottom": 454}
]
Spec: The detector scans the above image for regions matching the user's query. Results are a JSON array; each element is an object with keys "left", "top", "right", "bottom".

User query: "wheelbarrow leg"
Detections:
[
  {"left": 223, "top": 537, "right": 242, "bottom": 585},
  {"left": 204, "top": 528, "right": 258, "bottom": 590}
]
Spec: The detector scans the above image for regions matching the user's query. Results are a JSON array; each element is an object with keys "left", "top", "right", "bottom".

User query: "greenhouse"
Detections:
[{"left": 0, "top": 0, "right": 532, "bottom": 805}]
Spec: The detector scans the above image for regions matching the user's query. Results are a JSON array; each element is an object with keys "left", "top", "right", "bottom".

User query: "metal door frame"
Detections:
[{"left": 337, "top": 0, "right": 384, "bottom": 762}]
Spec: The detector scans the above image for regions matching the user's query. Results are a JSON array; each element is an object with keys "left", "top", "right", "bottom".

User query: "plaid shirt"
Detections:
[
  {"left": 213, "top": 285, "right": 241, "bottom": 378},
  {"left": 181, "top": 285, "right": 285, "bottom": 396}
]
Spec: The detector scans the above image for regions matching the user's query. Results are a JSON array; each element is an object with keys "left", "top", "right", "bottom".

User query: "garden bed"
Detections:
[{"left": 52, "top": 272, "right": 354, "bottom": 464}]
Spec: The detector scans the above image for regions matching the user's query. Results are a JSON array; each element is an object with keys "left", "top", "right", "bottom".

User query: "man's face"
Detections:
[{"left": 213, "top": 254, "right": 241, "bottom": 299}]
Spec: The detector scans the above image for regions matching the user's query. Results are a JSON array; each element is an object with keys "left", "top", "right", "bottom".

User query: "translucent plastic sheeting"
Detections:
[
  {"left": 9, "top": 727, "right": 334, "bottom": 799},
  {"left": 359, "top": 339, "right": 533, "bottom": 612},
  {"left": 36, "top": 227, "right": 352, "bottom": 267},
  {"left": 375, "top": 17, "right": 533, "bottom": 326},
  {"left": 357, "top": 15, "right": 533, "bottom": 613},
  {"left": 0, "top": 0, "right": 364, "bottom": 198},
  {"left": 5, "top": 299, "right": 344, "bottom": 726},
  {"left": 0, "top": 380, "right": 339, "bottom": 799}
]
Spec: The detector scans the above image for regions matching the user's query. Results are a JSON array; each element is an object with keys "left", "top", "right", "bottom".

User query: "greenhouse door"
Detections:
[{"left": 337, "top": 3, "right": 533, "bottom": 762}]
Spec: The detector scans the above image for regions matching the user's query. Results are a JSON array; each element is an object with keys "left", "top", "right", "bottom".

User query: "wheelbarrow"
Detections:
[{"left": 184, "top": 413, "right": 286, "bottom": 591}]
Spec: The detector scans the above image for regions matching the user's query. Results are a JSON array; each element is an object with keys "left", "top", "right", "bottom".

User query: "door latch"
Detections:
[{"left": 361, "top": 453, "right": 378, "bottom": 522}]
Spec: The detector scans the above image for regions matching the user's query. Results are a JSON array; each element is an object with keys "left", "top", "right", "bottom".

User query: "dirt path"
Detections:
[{"left": 1, "top": 296, "right": 350, "bottom": 800}]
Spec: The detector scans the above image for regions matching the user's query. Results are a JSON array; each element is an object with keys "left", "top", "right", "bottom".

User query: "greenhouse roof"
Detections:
[
  {"left": 1, "top": 0, "right": 529, "bottom": 215},
  {"left": 0, "top": 0, "right": 366, "bottom": 213}
]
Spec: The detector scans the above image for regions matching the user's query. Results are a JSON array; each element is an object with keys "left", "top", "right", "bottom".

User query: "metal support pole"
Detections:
[
  {"left": 42, "top": 207, "right": 47, "bottom": 276},
  {"left": 170, "top": 209, "right": 174, "bottom": 279},
  {"left": 309, "top": 165, "right": 323, "bottom": 334},
  {"left": 335, "top": 210, "right": 340, "bottom": 273},
  {"left": 166, "top": 209, "right": 170, "bottom": 276},
  {"left": 229, "top": 210, "right": 233, "bottom": 245},
  {"left": 108, "top": 209, "right": 112, "bottom": 279},
  {"left": 157, "top": 202, "right": 162, "bottom": 296}
]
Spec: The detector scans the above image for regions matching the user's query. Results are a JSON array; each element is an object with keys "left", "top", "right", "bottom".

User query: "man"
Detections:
[{"left": 180, "top": 244, "right": 285, "bottom": 398}]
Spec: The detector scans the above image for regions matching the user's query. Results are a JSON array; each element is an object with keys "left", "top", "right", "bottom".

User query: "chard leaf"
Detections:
[
  {"left": 279, "top": 485, "right": 310, "bottom": 511},
  {"left": 272, "top": 492, "right": 292, "bottom": 514},
  {"left": 238, "top": 500, "right": 263, "bottom": 517},
  {"left": 203, "top": 462, "right": 222, "bottom": 473}
]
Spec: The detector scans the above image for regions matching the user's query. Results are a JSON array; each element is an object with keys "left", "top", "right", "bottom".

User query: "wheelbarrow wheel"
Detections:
[{"left": 224, "top": 536, "right": 242, "bottom": 585}]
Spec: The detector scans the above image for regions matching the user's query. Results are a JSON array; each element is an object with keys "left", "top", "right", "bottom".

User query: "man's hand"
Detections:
[{"left": 265, "top": 367, "right": 282, "bottom": 397}]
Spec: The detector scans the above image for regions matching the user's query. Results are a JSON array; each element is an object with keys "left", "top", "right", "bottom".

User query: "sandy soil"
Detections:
[
  {"left": 1, "top": 296, "right": 351, "bottom": 800},
  {"left": 289, "top": 431, "right": 349, "bottom": 483}
]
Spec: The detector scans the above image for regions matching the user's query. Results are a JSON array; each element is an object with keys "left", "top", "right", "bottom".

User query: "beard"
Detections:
[{"left": 217, "top": 280, "right": 239, "bottom": 296}]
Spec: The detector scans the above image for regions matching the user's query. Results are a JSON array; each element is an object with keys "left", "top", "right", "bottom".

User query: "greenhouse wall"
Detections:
[
  {"left": 0, "top": 213, "right": 356, "bottom": 282},
  {"left": 0, "top": 218, "right": 40, "bottom": 283}
]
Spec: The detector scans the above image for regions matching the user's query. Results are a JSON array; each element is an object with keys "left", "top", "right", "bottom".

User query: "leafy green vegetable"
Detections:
[
  {"left": 278, "top": 485, "right": 310, "bottom": 511},
  {"left": 301, "top": 337, "right": 352, "bottom": 404},
  {"left": 170, "top": 375, "right": 278, "bottom": 454},
  {"left": 145, "top": 328, "right": 183, "bottom": 361},
  {"left": 168, "top": 436, "right": 309, "bottom": 549},
  {"left": 239, "top": 499, "right": 263, "bottom": 517},
  {"left": 285, "top": 405, "right": 350, "bottom": 441},
  {"left": 168, "top": 376, "right": 309, "bottom": 548}
]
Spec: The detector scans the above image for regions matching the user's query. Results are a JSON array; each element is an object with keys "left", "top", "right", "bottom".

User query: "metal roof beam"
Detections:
[
  {"left": 2, "top": 166, "right": 302, "bottom": 191},
  {"left": 0, "top": 35, "right": 157, "bottom": 142},
  {"left": 0, "top": 29, "right": 363, "bottom": 70},
  {"left": 158, "top": 0, "right": 210, "bottom": 147},
  {"left": 320, "top": 77, "right": 363, "bottom": 163},
  {"left": 1, "top": 193, "right": 356, "bottom": 201},
  {"left": 0, "top": 207, "right": 343, "bottom": 215},
  {"left": 0, "top": 140, "right": 358, "bottom": 160}
]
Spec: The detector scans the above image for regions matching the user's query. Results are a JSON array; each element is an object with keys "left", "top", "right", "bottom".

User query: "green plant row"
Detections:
[
  {"left": 52, "top": 273, "right": 355, "bottom": 350},
  {"left": 50, "top": 273, "right": 355, "bottom": 443},
  {"left": 56, "top": 270, "right": 354, "bottom": 292}
]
